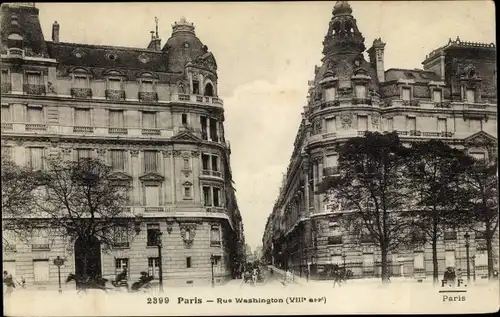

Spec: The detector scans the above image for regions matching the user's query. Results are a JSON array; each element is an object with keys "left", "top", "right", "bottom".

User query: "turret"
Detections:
[{"left": 367, "top": 38, "right": 386, "bottom": 83}]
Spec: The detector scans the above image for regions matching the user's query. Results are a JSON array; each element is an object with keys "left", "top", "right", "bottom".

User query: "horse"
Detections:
[
  {"left": 330, "top": 266, "right": 353, "bottom": 287},
  {"left": 66, "top": 273, "right": 109, "bottom": 293}
]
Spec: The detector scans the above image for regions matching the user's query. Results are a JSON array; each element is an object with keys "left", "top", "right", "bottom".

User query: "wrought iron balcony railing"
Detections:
[
  {"left": 141, "top": 128, "right": 160, "bottom": 135},
  {"left": 32, "top": 244, "right": 50, "bottom": 251},
  {"left": 105, "top": 89, "right": 125, "bottom": 101},
  {"left": 1, "top": 122, "right": 13, "bottom": 130},
  {"left": 109, "top": 128, "right": 128, "bottom": 135},
  {"left": 138, "top": 92, "right": 158, "bottom": 102},
  {"left": 1, "top": 82, "right": 12, "bottom": 93},
  {"left": 71, "top": 88, "right": 92, "bottom": 99},
  {"left": 352, "top": 98, "right": 372, "bottom": 105},
  {"left": 24, "top": 84, "right": 46, "bottom": 95},
  {"left": 25, "top": 123, "right": 47, "bottom": 131},
  {"left": 112, "top": 241, "right": 130, "bottom": 249},
  {"left": 73, "top": 126, "right": 93, "bottom": 133}
]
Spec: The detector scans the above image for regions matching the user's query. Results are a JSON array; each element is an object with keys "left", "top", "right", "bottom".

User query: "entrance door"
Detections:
[{"left": 74, "top": 236, "right": 102, "bottom": 278}]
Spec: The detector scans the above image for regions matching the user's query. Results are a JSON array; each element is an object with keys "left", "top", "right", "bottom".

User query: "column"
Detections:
[
  {"left": 171, "top": 151, "right": 178, "bottom": 203},
  {"left": 191, "top": 150, "right": 200, "bottom": 204},
  {"left": 162, "top": 150, "right": 170, "bottom": 205},
  {"left": 130, "top": 150, "right": 140, "bottom": 205},
  {"left": 318, "top": 159, "right": 324, "bottom": 213},
  {"left": 303, "top": 156, "right": 310, "bottom": 216}
]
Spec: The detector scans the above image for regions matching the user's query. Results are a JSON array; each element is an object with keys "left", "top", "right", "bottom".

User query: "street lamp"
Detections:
[
  {"left": 464, "top": 233, "right": 471, "bottom": 282},
  {"left": 210, "top": 254, "right": 216, "bottom": 288},
  {"left": 53, "top": 256, "right": 65, "bottom": 294},
  {"left": 342, "top": 251, "right": 347, "bottom": 272},
  {"left": 472, "top": 255, "right": 476, "bottom": 282},
  {"left": 157, "top": 231, "right": 163, "bottom": 292},
  {"left": 311, "top": 255, "right": 316, "bottom": 280}
]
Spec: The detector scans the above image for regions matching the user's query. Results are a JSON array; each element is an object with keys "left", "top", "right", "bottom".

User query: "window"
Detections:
[
  {"left": 325, "top": 87, "right": 336, "bottom": 101},
  {"left": 209, "top": 118, "right": 218, "bottom": 141},
  {"left": 1, "top": 105, "right": 11, "bottom": 122},
  {"left": 74, "top": 76, "right": 88, "bottom": 88},
  {"left": 184, "top": 186, "right": 191, "bottom": 198},
  {"left": 1, "top": 70, "right": 9, "bottom": 84},
  {"left": 148, "top": 257, "right": 160, "bottom": 278},
  {"left": 433, "top": 90, "right": 442, "bottom": 102},
  {"left": 203, "top": 186, "right": 211, "bottom": 206},
  {"left": 33, "top": 260, "right": 49, "bottom": 283},
  {"left": 325, "top": 117, "right": 336, "bottom": 132},
  {"left": 110, "top": 150, "right": 125, "bottom": 171},
  {"left": 200, "top": 116, "right": 208, "bottom": 138},
  {"left": 74, "top": 108, "right": 91, "bottom": 126},
  {"left": 146, "top": 224, "right": 160, "bottom": 246},
  {"left": 212, "top": 255, "right": 222, "bottom": 273},
  {"left": 210, "top": 225, "right": 221, "bottom": 246},
  {"left": 202, "top": 154, "right": 210, "bottom": 170},
  {"left": 325, "top": 154, "right": 338, "bottom": 168},
  {"left": 145, "top": 185, "right": 159, "bottom": 206},
  {"left": 212, "top": 156, "right": 219, "bottom": 172},
  {"left": 469, "top": 119, "right": 482, "bottom": 132},
  {"left": 475, "top": 250, "right": 487, "bottom": 267},
  {"left": 186, "top": 257, "right": 192, "bottom": 268},
  {"left": 141, "top": 80, "right": 154, "bottom": 92},
  {"left": 115, "top": 258, "right": 129, "bottom": 276},
  {"left": 466, "top": 89, "right": 475, "bottom": 103},
  {"left": 355, "top": 85, "right": 367, "bottom": 98},
  {"left": 182, "top": 113, "right": 188, "bottom": 126},
  {"left": 143, "top": 150, "right": 157, "bottom": 172},
  {"left": 357, "top": 115, "right": 368, "bottom": 131},
  {"left": 108, "top": 78, "right": 121, "bottom": 90},
  {"left": 192, "top": 80, "right": 200, "bottom": 95},
  {"left": 204, "top": 83, "right": 214, "bottom": 96},
  {"left": 401, "top": 87, "right": 411, "bottom": 101},
  {"left": 28, "top": 147, "right": 44, "bottom": 170},
  {"left": 414, "top": 252, "right": 424, "bottom": 270},
  {"left": 76, "top": 149, "right": 91, "bottom": 161},
  {"left": 183, "top": 158, "right": 190, "bottom": 169},
  {"left": 113, "top": 226, "right": 129, "bottom": 248},
  {"left": 407, "top": 117, "right": 416, "bottom": 131},
  {"left": 437, "top": 118, "right": 447, "bottom": 133},
  {"left": 26, "top": 72, "right": 41, "bottom": 85},
  {"left": 445, "top": 250, "right": 455, "bottom": 268},
  {"left": 363, "top": 254, "right": 374, "bottom": 267},
  {"left": 27, "top": 105, "right": 43, "bottom": 123},
  {"left": 109, "top": 110, "right": 124, "bottom": 128},
  {"left": 470, "top": 152, "right": 486, "bottom": 162},
  {"left": 142, "top": 112, "right": 157, "bottom": 129},
  {"left": 3, "top": 261, "right": 16, "bottom": 278},
  {"left": 386, "top": 118, "right": 394, "bottom": 132},
  {"left": 213, "top": 187, "right": 220, "bottom": 207}
]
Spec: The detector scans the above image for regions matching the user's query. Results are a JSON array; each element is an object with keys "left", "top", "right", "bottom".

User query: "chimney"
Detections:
[
  {"left": 52, "top": 21, "right": 59, "bottom": 43},
  {"left": 368, "top": 38, "right": 386, "bottom": 83}
]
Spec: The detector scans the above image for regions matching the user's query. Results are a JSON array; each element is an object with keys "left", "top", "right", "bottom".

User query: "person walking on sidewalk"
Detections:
[{"left": 3, "top": 270, "right": 16, "bottom": 296}]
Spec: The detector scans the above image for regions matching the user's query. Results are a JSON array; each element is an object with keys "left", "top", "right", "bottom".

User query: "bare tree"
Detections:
[
  {"left": 463, "top": 157, "right": 499, "bottom": 280},
  {"left": 5, "top": 156, "right": 135, "bottom": 278},
  {"left": 407, "top": 140, "right": 473, "bottom": 285},
  {"left": 318, "top": 132, "right": 416, "bottom": 283}
]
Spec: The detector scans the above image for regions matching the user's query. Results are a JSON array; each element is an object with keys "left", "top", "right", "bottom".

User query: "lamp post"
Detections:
[
  {"left": 210, "top": 254, "right": 216, "bottom": 288},
  {"left": 342, "top": 251, "right": 347, "bottom": 273},
  {"left": 157, "top": 231, "right": 163, "bottom": 292},
  {"left": 311, "top": 254, "right": 316, "bottom": 280},
  {"left": 53, "top": 256, "right": 65, "bottom": 294},
  {"left": 464, "top": 233, "right": 471, "bottom": 282},
  {"left": 472, "top": 255, "right": 476, "bottom": 282}
]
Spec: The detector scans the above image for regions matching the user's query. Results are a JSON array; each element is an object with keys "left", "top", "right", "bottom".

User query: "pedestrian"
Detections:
[{"left": 3, "top": 270, "right": 16, "bottom": 296}]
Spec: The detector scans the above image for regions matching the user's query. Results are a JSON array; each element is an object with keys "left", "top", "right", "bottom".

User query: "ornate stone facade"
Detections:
[
  {"left": 264, "top": 1, "right": 497, "bottom": 281},
  {"left": 1, "top": 4, "right": 245, "bottom": 287}
]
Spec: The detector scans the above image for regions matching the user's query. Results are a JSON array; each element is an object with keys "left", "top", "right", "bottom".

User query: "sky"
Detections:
[{"left": 35, "top": 1, "right": 496, "bottom": 250}]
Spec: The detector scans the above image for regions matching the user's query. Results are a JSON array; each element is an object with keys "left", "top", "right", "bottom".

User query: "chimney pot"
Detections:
[{"left": 52, "top": 21, "right": 60, "bottom": 43}]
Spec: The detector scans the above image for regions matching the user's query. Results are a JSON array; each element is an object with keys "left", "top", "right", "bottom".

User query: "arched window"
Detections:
[{"left": 204, "top": 82, "right": 214, "bottom": 97}]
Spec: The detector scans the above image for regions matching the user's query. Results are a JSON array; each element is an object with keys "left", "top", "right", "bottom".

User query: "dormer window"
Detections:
[
  {"left": 355, "top": 84, "right": 367, "bottom": 98},
  {"left": 74, "top": 76, "right": 89, "bottom": 89},
  {"left": 26, "top": 71, "right": 42, "bottom": 86},
  {"left": 433, "top": 89, "right": 442, "bottom": 102},
  {"left": 108, "top": 78, "right": 122, "bottom": 90},
  {"left": 204, "top": 82, "right": 214, "bottom": 97},
  {"left": 325, "top": 87, "right": 337, "bottom": 101},
  {"left": 141, "top": 80, "right": 154, "bottom": 92},
  {"left": 192, "top": 80, "right": 200, "bottom": 95},
  {"left": 466, "top": 88, "right": 475, "bottom": 103},
  {"left": 401, "top": 87, "right": 411, "bottom": 101}
]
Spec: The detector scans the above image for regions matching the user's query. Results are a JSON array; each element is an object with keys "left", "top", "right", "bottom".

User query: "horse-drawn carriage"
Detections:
[{"left": 66, "top": 271, "right": 154, "bottom": 294}]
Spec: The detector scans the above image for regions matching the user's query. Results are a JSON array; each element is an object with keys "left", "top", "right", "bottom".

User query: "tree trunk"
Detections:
[
  {"left": 381, "top": 248, "right": 389, "bottom": 284},
  {"left": 432, "top": 236, "right": 439, "bottom": 285},
  {"left": 83, "top": 252, "right": 88, "bottom": 278},
  {"left": 486, "top": 235, "right": 494, "bottom": 280}
]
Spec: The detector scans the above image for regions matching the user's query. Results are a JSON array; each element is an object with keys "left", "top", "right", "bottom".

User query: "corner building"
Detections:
[
  {"left": 1, "top": 3, "right": 245, "bottom": 287},
  {"left": 264, "top": 1, "right": 498, "bottom": 280}
]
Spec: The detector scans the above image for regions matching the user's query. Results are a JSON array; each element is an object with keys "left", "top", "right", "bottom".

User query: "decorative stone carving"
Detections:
[
  {"left": 371, "top": 116, "right": 380, "bottom": 129},
  {"left": 96, "top": 149, "right": 106, "bottom": 157},
  {"left": 138, "top": 53, "right": 150, "bottom": 64},
  {"left": 181, "top": 169, "right": 192, "bottom": 177},
  {"left": 179, "top": 223, "right": 197, "bottom": 248},
  {"left": 340, "top": 114, "right": 352, "bottom": 129},
  {"left": 47, "top": 81, "right": 56, "bottom": 94},
  {"left": 162, "top": 150, "right": 172, "bottom": 158},
  {"left": 191, "top": 150, "right": 200, "bottom": 157},
  {"left": 181, "top": 151, "right": 191, "bottom": 159},
  {"left": 130, "top": 150, "right": 139, "bottom": 157},
  {"left": 173, "top": 150, "right": 182, "bottom": 157},
  {"left": 61, "top": 148, "right": 72, "bottom": 155}
]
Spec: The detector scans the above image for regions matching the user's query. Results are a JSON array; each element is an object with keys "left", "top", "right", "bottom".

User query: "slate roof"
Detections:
[{"left": 384, "top": 68, "right": 441, "bottom": 82}]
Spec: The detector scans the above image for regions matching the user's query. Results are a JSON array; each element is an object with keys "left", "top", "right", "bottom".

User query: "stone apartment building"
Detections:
[
  {"left": 263, "top": 1, "right": 497, "bottom": 280},
  {"left": 1, "top": 3, "right": 245, "bottom": 287}
]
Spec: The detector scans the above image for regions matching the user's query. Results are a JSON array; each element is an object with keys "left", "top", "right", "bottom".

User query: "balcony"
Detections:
[
  {"left": 138, "top": 92, "right": 158, "bottom": 102},
  {"left": 73, "top": 126, "right": 93, "bottom": 133},
  {"left": 105, "top": 89, "right": 126, "bottom": 101},
  {"left": 206, "top": 207, "right": 224, "bottom": 213},
  {"left": 31, "top": 244, "right": 50, "bottom": 251},
  {"left": 24, "top": 84, "right": 46, "bottom": 95},
  {"left": 1, "top": 122, "right": 13, "bottom": 130},
  {"left": 142, "top": 128, "right": 161, "bottom": 136},
  {"left": 465, "top": 103, "right": 488, "bottom": 109},
  {"left": 409, "top": 130, "right": 422, "bottom": 136},
  {"left": 434, "top": 102, "right": 451, "bottom": 108},
  {"left": 173, "top": 94, "right": 224, "bottom": 106},
  {"left": 25, "top": 123, "right": 47, "bottom": 131},
  {"left": 71, "top": 88, "right": 92, "bottom": 99},
  {"left": 144, "top": 207, "right": 164, "bottom": 213},
  {"left": 323, "top": 166, "right": 339, "bottom": 176},
  {"left": 320, "top": 100, "right": 340, "bottom": 109},
  {"left": 210, "top": 240, "right": 221, "bottom": 247},
  {"left": 327, "top": 236, "right": 343, "bottom": 245},
  {"left": 440, "top": 131, "right": 453, "bottom": 138},
  {"left": 352, "top": 98, "right": 372, "bottom": 105},
  {"left": 322, "top": 132, "right": 337, "bottom": 139},
  {"left": 109, "top": 128, "right": 128, "bottom": 135},
  {"left": 202, "top": 169, "right": 223, "bottom": 179},
  {"left": 357, "top": 130, "right": 369, "bottom": 136},
  {"left": 1, "top": 82, "right": 11, "bottom": 93},
  {"left": 178, "top": 94, "right": 191, "bottom": 101}
]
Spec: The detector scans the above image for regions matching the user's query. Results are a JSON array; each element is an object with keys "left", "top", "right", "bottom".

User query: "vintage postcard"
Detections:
[{"left": 1, "top": 1, "right": 498, "bottom": 316}]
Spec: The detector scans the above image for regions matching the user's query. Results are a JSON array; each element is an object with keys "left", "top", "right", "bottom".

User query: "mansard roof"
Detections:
[{"left": 384, "top": 68, "right": 441, "bottom": 83}]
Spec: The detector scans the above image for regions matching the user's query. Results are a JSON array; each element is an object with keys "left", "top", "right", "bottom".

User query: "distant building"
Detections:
[
  {"left": 263, "top": 1, "right": 497, "bottom": 280},
  {"left": 1, "top": 3, "right": 245, "bottom": 287}
]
